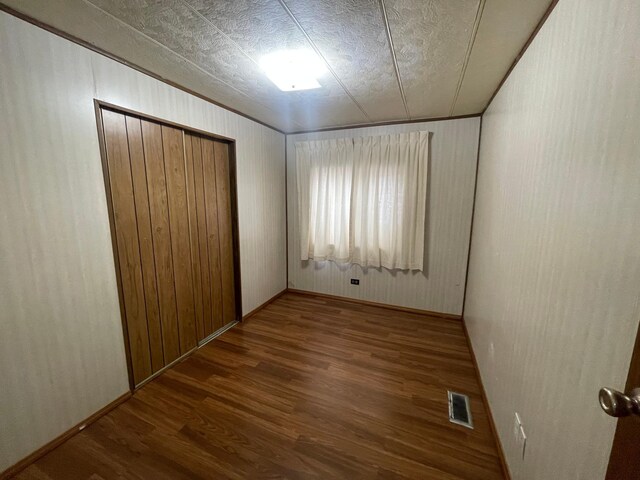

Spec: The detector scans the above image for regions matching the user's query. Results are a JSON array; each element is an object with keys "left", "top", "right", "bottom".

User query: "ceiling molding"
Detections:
[
  {"left": 449, "top": 0, "right": 486, "bottom": 116},
  {"left": 0, "top": 2, "right": 287, "bottom": 134},
  {"left": 482, "top": 0, "right": 560, "bottom": 113},
  {"left": 276, "top": 0, "right": 372, "bottom": 123},
  {"left": 286, "top": 113, "right": 481, "bottom": 136},
  {"left": 378, "top": 0, "right": 410, "bottom": 120}
]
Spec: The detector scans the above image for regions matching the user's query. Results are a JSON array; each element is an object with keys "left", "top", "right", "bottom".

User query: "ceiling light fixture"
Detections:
[{"left": 260, "top": 49, "right": 326, "bottom": 92}]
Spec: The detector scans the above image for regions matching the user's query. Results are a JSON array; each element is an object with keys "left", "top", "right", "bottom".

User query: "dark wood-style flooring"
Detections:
[{"left": 15, "top": 292, "right": 504, "bottom": 479}]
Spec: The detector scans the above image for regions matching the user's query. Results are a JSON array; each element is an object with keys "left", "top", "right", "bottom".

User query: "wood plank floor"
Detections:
[{"left": 15, "top": 292, "right": 504, "bottom": 479}]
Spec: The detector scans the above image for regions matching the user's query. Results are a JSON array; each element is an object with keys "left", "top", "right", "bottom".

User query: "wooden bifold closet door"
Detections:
[{"left": 100, "top": 107, "right": 237, "bottom": 387}]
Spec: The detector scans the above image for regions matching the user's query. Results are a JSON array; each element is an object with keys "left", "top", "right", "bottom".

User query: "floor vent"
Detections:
[{"left": 448, "top": 391, "right": 474, "bottom": 429}]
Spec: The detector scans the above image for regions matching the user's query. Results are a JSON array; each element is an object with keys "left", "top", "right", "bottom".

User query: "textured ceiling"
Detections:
[{"left": 2, "top": 0, "right": 553, "bottom": 132}]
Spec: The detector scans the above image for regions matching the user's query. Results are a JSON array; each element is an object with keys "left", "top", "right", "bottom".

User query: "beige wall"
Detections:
[
  {"left": 464, "top": 0, "right": 640, "bottom": 478},
  {"left": 0, "top": 12, "right": 286, "bottom": 471},
  {"left": 287, "top": 117, "right": 480, "bottom": 316}
]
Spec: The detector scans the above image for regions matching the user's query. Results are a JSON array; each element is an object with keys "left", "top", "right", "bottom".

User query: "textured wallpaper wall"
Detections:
[
  {"left": 464, "top": 0, "right": 640, "bottom": 478},
  {"left": 0, "top": 12, "right": 286, "bottom": 471}
]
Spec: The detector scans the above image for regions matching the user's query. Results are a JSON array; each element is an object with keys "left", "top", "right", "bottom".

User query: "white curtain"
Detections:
[
  {"left": 351, "top": 131, "right": 429, "bottom": 270},
  {"left": 296, "top": 138, "right": 353, "bottom": 262},
  {"left": 296, "top": 131, "right": 429, "bottom": 271}
]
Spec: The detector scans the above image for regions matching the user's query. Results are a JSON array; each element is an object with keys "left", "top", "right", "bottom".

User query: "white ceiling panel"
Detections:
[
  {"left": 384, "top": 0, "right": 480, "bottom": 119},
  {"left": 87, "top": 1, "right": 302, "bottom": 104},
  {"left": 282, "top": 0, "right": 407, "bottom": 122},
  {"left": 184, "top": 0, "right": 346, "bottom": 99},
  {"left": 452, "top": 0, "right": 554, "bottom": 115},
  {"left": 2, "top": 0, "right": 554, "bottom": 132}
]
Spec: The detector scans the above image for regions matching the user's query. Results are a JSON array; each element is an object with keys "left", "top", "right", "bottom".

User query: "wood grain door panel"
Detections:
[
  {"left": 185, "top": 133, "right": 238, "bottom": 341},
  {"left": 99, "top": 105, "right": 240, "bottom": 386},
  {"left": 125, "top": 116, "right": 165, "bottom": 373},
  {"left": 190, "top": 135, "right": 215, "bottom": 339},
  {"left": 201, "top": 137, "right": 224, "bottom": 335},
  {"left": 183, "top": 134, "right": 205, "bottom": 342},
  {"left": 213, "top": 141, "right": 237, "bottom": 326},
  {"left": 162, "top": 125, "right": 197, "bottom": 353},
  {"left": 101, "top": 109, "right": 152, "bottom": 384},
  {"left": 140, "top": 119, "right": 181, "bottom": 365},
  {"left": 606, "top": 322, "right": 640, "bottom": 478}
]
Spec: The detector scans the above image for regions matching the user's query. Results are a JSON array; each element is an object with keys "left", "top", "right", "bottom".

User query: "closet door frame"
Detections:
[{"left": 93, "top": 99, "right": 243, "bottom": 391}]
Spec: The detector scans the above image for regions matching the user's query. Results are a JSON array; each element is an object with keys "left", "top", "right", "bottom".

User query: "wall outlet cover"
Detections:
[
  {"left": 513, "top": 413, "right": 527, "bottom": 459},
  {"left": 513, "top": 412, "right": 522, "bottom": 440},
  {"left": 350, "top": 278, "right": 360, "bottom": 285},
  {"left": 519, "top": 424, "right": 527, "bottom": 459}
]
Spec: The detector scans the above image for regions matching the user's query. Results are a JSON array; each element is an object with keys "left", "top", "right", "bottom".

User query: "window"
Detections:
[{"left": 296, "top": 131, "right": 429, "bottom": 271}]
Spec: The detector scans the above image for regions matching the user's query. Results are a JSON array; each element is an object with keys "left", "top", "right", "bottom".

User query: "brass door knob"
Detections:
[{"left": 599, "top": 387, "right": 640, "bottom": 417}]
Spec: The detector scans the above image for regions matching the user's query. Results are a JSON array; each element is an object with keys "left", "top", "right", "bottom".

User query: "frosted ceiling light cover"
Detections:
[{"left": 260, "top": 49, "right": 326, "bottom": 91}]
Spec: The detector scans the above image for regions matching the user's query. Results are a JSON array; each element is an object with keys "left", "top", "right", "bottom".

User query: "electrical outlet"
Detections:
[
  {"left": 513, "top": 413, "right": 521, "bottom": 440},
  {"left": 518, "top": 424, "right": 527, "bottom": 459},
  {"left": 350, "top": 278, "right": 360, "bottom": 285},
  {"left": 514, "top": 413, "right": 527, "bottom": 459}
]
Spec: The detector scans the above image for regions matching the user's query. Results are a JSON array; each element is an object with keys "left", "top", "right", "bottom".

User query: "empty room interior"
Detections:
[{"left": 1, "top": 1, "right": 639, "bottom": 479}]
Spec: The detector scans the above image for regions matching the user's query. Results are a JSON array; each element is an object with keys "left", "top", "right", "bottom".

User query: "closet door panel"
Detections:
[
  {"left": 162, "top": 125, "right": 197, "bottom": 353},
  {"left": 214, "top": 141, "right": 237, "bottom": 325},
  {"left": 191, "top": 136, "right": 214, "bottom": 339},
  {"left": 102, "top": 110, "right": 152, "bottom": 384},
  {"left": 140, "top": 119, "right": 180, "bottom": 364},
  {"left": 102, "top": 108, "right": 238, "bottom": 387},
  {"left": 184, "top": 135, "right": 205, "bottom": 342},
  {"left": 125, "top": 116, "right": 164, "bottom": 373},
  {"left": 201, "top": 138, "right": 224, "bottom": 332}
]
